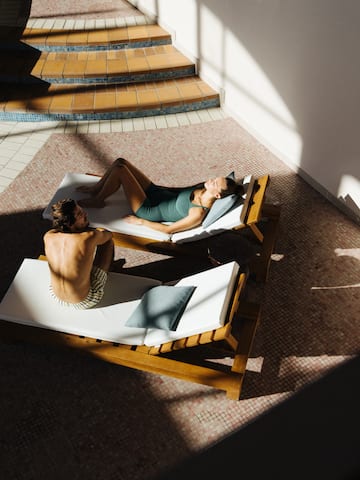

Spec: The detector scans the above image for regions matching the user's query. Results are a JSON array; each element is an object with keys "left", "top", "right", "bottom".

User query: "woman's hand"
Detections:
[{"left": 123, "top": 215, "right": 143, "bottom": 225}]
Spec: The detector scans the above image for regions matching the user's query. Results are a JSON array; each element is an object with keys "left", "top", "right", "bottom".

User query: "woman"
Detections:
[{"left": 77, "top": 158, "right": 243, "bottom": 235}]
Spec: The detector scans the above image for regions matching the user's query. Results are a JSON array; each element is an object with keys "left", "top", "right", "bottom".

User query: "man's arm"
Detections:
[{"left": 90, "top": 228, "right": 113, "bottom": 245}]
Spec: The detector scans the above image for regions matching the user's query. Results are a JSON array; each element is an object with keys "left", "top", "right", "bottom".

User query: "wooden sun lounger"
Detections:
[
  {"left": 112, "top": 174, "right": 269, "bottom": 246},
  {"left": 0, "top": 259, "right": 260, "bottom": 400},
  {"left": 110, "top": 175, "right": 280, "bottom": 283}
]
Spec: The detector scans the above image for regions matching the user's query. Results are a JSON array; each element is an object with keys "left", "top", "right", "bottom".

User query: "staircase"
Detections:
[{"left": 0, "top": 17, "right": 220, "bottom": 122}]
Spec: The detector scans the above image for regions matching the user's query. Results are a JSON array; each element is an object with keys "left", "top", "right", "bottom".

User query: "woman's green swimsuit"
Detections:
[{"left": 136, "top": 183, "right": 208, "bottom": 222}]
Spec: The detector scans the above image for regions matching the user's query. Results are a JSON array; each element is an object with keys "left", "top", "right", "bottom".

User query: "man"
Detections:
[{"left": 44, "top": 198, "right": 120, "bottom": 309}]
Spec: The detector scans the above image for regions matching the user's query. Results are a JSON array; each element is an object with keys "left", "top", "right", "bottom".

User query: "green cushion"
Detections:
[
  {"left": 202, "top": 171, "right": 238, "bottom": 228},
  {"left": 202, "top": 194, "right": 239, "bottom": 228},
  {"left": 125, "top": 285, "right": 196, "bottom": 330}
]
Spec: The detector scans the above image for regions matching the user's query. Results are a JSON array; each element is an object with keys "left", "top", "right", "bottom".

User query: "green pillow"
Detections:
[
  {"left": 125, "top": 285, "right": 196, "bottom": 330},
  {"left": 202, "top": 194, "right": 238, "bottom": 228},
  {"left": 202, "top": 171, "right": 238, "bottom": 228}
]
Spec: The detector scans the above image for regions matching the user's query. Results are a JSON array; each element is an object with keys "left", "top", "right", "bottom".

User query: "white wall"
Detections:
[{"left": 130, "top": 0, "right": 360, "bottom": 222}]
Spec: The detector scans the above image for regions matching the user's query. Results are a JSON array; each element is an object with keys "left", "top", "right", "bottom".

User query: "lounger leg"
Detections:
[
  {"left": 248, "top": 204, "right": 281, "bottom": 282},
  {"left": 249, "top": 224, "right": 264, "bottom": 243}
]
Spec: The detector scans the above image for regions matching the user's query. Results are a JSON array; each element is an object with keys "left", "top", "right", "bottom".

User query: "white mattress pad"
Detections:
[{"left": 0, "top": 259, "right": 239, "bottom": 347}]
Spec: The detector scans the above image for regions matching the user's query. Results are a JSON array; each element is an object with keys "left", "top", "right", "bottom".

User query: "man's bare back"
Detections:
[
  {"left": 44, "top": 229, "right": 111, "bottom": 303},
  {"left": 44, "top": 199, "right": 114, "bottom": 308}
]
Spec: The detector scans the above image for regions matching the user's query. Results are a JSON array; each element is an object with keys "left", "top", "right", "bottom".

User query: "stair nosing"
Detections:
[
  {"left": 19, "top": 38, "right": 172, "bottom": 52},
  {"left": 19, "top": 24, "right": 172, "bottom": 52},
  {"left": 0, "top": 98, "right": 220, "bottom": 122},
  {"left": 0, "top": 67, "right": 196, "bottom": 85}
]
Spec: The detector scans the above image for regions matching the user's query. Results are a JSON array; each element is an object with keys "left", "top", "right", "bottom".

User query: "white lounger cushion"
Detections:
[
  {"left": 42, "top": 173, "right": 252, "bottom": 243},
  {"left": 0, "top": 259, "right": 239, "bottom": 347}
]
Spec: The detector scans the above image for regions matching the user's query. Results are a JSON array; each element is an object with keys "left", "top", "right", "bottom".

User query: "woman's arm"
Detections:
[{"left": 124, "top": 207, "right": 206, "bottom": 234}]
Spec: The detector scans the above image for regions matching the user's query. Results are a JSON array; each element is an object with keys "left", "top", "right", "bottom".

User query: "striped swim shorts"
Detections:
[{"left": 50, "top": 265, "right": 108, "bottom": 309}]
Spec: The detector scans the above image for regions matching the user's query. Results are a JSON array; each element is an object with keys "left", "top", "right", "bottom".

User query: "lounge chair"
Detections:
[
  {"left": 42, "top": 172, "right": 280, "bottom": 282},
  {"left": 0, "top": 258, "right": 260, "bottom": 400}
]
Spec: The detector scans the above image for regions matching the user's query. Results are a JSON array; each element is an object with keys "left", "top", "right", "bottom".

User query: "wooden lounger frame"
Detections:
[
  {"left": 107, "top": 174, "right": 280, "bottom": 283},
  {"left": 0, "top": 175, "right": 279, "bottom": 399},
  {"left": 0, "top": 268, "right": 260, "bottom": 400}
]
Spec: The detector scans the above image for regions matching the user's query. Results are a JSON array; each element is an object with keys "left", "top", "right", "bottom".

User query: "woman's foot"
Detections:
[{"left": 78, "top": 197, "right": 106, "bottom": 208}]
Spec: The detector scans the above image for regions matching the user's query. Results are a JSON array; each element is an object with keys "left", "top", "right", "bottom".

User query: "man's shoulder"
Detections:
[
  {"left": 44, "top": 228, "right": 107, "bottom": 241},
  {"left": 45, "top": 228, "right": 92, "bottom": 238},
  {"left": 44, "top": 228, "right": 59, "bottom": 237}
]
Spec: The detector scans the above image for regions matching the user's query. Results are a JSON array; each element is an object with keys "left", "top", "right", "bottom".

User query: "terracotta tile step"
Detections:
[
  {"left": 19, "top": 24, "right": 172, "bottom": 51},
  {"left": 0, "top": 45, "right": 195, "bottom": 83},
  {"left": 0, "top": 77, "right": 220, "bottom": 119}
]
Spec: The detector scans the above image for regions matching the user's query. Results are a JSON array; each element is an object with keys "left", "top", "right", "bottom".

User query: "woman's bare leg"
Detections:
[
  {"left": 76, "top": 166, "right": 117, "bottom": 195},
  {"left": 76, "top": 158, "right": 152, "bottom": 196},
  {"left": 78, "top": 159, "right": 151, "bottom": 209}
]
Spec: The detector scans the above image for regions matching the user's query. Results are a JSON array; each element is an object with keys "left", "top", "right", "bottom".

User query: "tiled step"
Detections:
[
  {"left": 0, "top": 21, "right": 220, "bottom": 121},
  {"left": 0, "top": 77, "right": 220, "bottom": 121},
  {"left": 20, "top": 24, "right": 172, "bottom": 51},
  {"left": 1, "top": 45, "right": 195, "bottom": 84}
]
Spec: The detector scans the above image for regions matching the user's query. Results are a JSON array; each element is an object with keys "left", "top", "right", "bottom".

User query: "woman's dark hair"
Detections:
[
  {"left": 51, "top": 198, "right": 77, "bottom": 232},
  {"left": 220, "top": 177, "right": 245, "bottom": 198}
]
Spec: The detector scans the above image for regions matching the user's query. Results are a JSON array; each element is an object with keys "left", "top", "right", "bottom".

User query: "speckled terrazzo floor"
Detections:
[
  {"left": 29, "top": 0, "right": 144, "bottom": 20},
  {"left": 0, "top": 116, "right": 359, "bottom": 480}
]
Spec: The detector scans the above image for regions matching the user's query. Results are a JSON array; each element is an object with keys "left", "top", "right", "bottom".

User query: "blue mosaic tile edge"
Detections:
[
  {"left": 3, "top": 38, "right": 171, "bottom": 52},
  {"left": 0, "top": 99, "right": 220, "bottom": 122},
  {"left": 0, "top": 67, "right": 196, "bottom": 85},
  {"left": 41, "top": 67, "right": 196, "bottom": 84}
]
